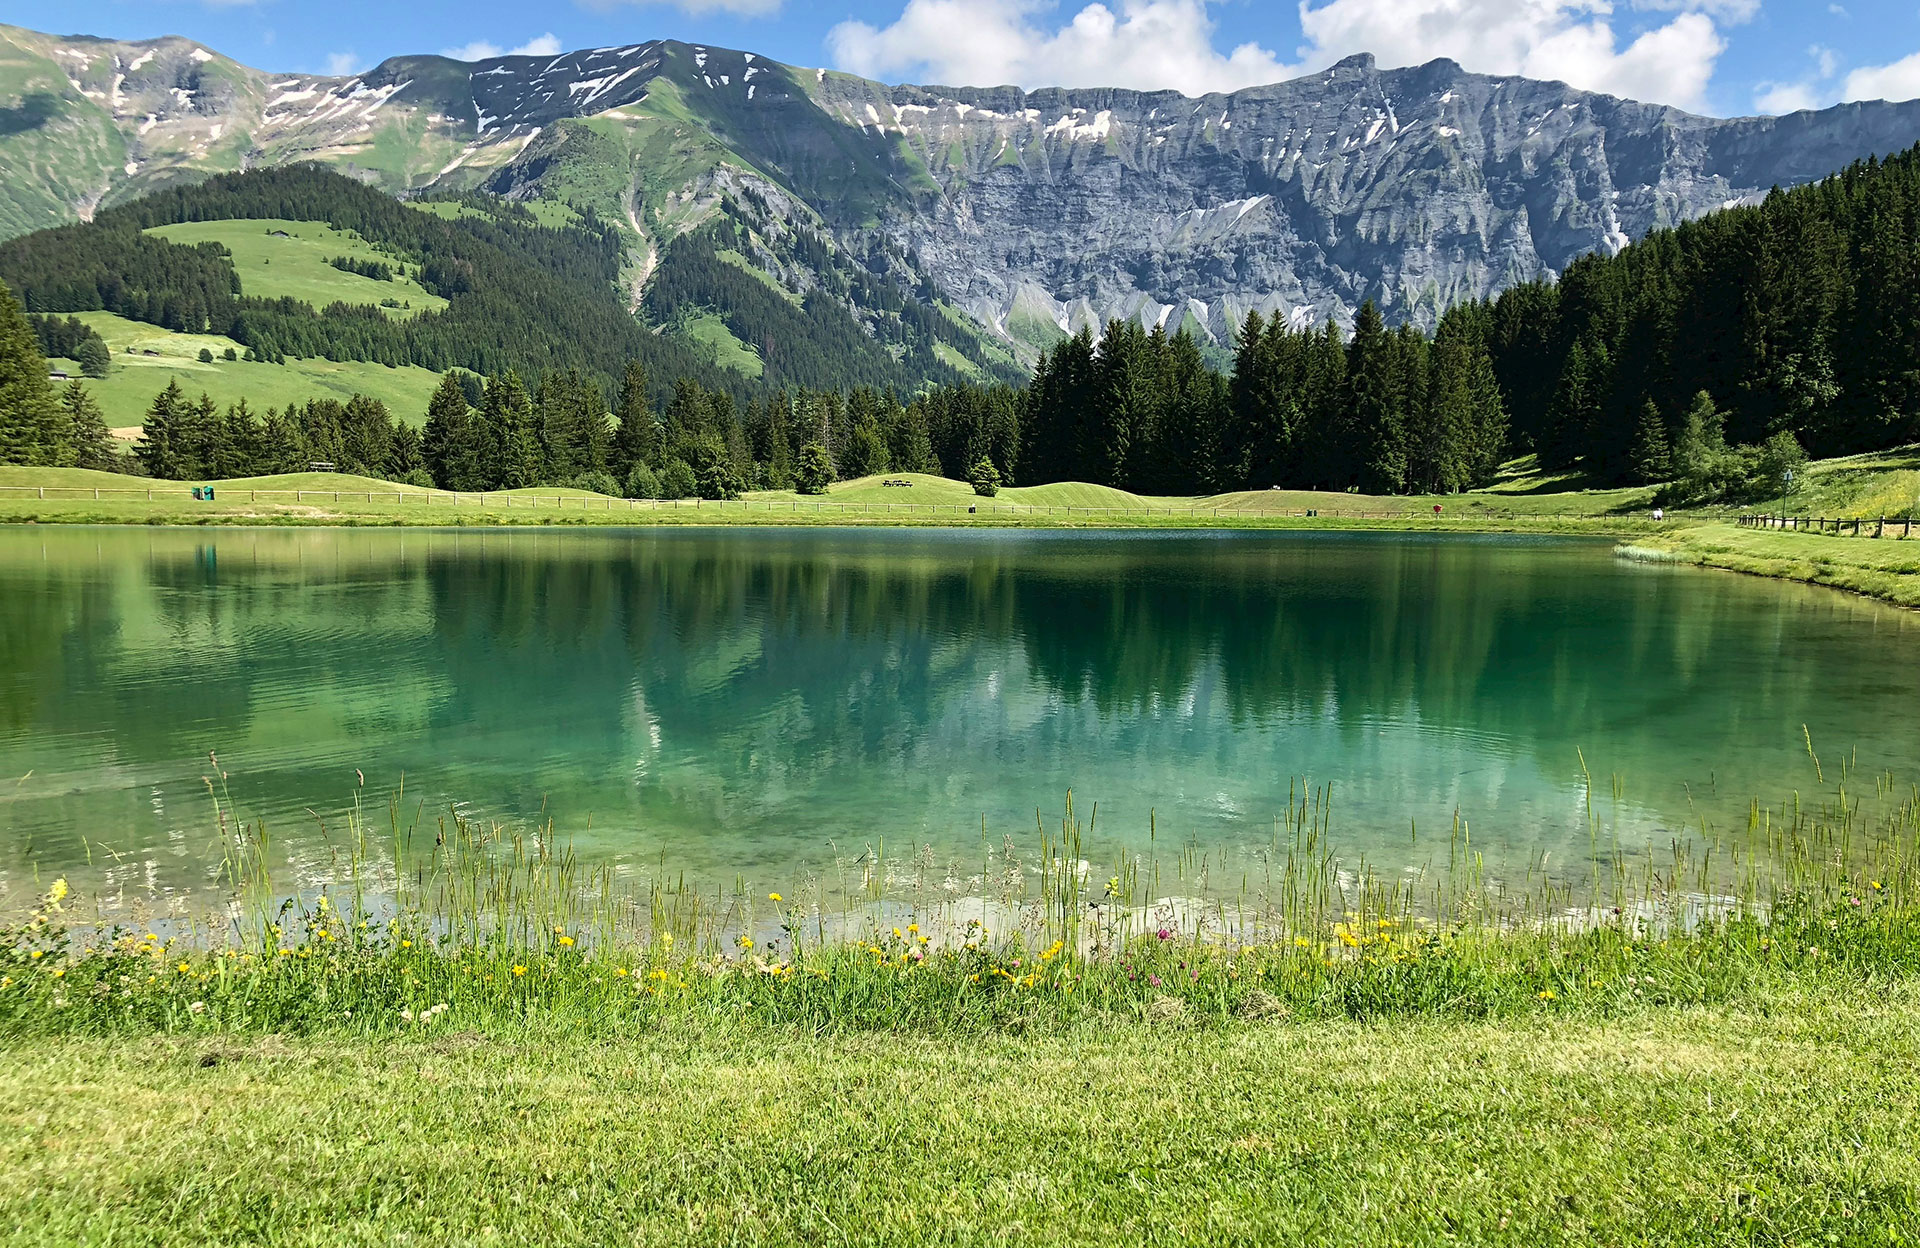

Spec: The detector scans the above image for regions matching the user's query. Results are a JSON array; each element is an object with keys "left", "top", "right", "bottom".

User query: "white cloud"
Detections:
[
  {"left": 1754, "top": 80, "right": 1820, "bottom": 113},
  {"left": 1845, "top": 50, "right": 1920, "bottom": 103},
  {"left": 829, "top": 0, "right": 1292, "bottom": 96},
  {"left": 1751, "top": 42, "right": 1852, "bottom": 114},
  {"left": 1295, "top": 1, "right": 1727, "bottom": 111},
  {"left": 322, "top": 52, "right": 365, "bottom": 76},
  {"left": 443, "top": 33, "right": 564, "bottom": 62},
  {"left": 829, "top": 0, "right": 1736, "bottom": 109}
]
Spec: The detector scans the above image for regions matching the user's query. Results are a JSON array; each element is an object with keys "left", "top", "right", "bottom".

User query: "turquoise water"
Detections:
[{"left": 2, "top": 525, "right": 1915, "bottom": 896}]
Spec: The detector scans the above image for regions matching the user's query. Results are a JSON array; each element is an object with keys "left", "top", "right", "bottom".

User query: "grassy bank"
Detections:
[{"left": 1624, "top": 523, "right": 1920, "bottom": 609}]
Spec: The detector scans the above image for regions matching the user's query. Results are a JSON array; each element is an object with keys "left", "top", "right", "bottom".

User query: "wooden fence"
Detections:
[{"left": 1739, "top": 514, "right": 1917, "bottom": 538}]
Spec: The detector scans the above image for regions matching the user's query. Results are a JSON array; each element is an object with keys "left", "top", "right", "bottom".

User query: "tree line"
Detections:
[{"left": 1486, "top": 144, "right": 1920, "bottom": 483}]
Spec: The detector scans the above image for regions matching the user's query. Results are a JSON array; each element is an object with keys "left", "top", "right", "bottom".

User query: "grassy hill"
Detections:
[
  {"left": 746, "top": 467, "right": 1663, "bottom": 517},
  {"left": 48, "top": 311, "right": 446, "bottom": 432}
]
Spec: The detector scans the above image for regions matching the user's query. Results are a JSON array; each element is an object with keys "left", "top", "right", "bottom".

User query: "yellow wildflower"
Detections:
[
  {"left": 557, "top": 936, "right": 575, "bottom": 948},
  {"left": 512, "top": 964, "right": 528, "bottom": 977},
  {"left": 177, "top": 962, "right": 192, "bottom": 974},
  {"left": 769, "top": 893, "right": 783, "bottom": 902},
  {"left": 1538, "top": 989, "right": 1557, "bottom": 1001},
  {"left": 400, "top": 940, "right": 412, "bottom": 950},
  {"left": 28, "top": 950, "right": 43, "bottom": 960}
]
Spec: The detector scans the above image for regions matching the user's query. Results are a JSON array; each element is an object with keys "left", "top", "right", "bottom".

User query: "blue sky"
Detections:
[{"left": 7, "top": 0, "right": 1919, "bottom": 116}]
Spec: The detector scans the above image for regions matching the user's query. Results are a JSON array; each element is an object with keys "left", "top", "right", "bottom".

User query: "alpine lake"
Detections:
[{"left": 3, "top": 525, "right": 1915, "bottom": 910}]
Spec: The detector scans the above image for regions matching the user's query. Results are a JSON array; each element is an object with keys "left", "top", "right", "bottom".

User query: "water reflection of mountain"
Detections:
[{"left": 2, "top": 528, "right": 1915, "bottom": 885}]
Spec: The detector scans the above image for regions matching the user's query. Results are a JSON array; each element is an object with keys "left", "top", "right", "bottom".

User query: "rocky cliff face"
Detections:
[
  {"left": 5, "top": 22, "right": 1920, "bottom": 359},
  {"left": 809, "top": 55, "right": 1920, "bottom": 347}
]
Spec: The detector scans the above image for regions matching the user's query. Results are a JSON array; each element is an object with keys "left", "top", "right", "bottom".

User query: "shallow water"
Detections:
[{"left": 1, "top": 525, "right": 1914, "bottom": 898}]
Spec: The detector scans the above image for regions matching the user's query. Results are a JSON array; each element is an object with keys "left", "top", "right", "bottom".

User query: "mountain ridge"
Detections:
[{"left": 6, "top": 22, "right": 1920, "bottom": 362}]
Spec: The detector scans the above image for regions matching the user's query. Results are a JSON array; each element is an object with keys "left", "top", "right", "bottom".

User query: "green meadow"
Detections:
[
  {"left": 47, "top": 310, "right": 445, "bottom": 431},
  {"left": 145, "top": 219, "right": 448, "bottom": 319}
]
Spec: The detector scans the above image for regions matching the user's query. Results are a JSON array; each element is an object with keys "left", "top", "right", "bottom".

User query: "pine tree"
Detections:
[
  {"left": 1629, "top": 400, "right": 1673, "bottom": 484},
  {"left": 387, "top": 423, "right": 424, "bottom": 480},
  {"left": 0, "top": 278, "right": 59, "bottom": 465},
  {"left": 1162, "top": 331, "right": 1225, "bottom": 492},
  {"left": 1299, "top": 321, "right": 1350, "bottom": 489},
  {"left": 340, "top": 395, "right": 393, "bottom": 478},
  {"left": 884, "top": 393, "right": 937, "bottom": 474},
  {"left": 59, "top": 382, "right": 116, "bottom": 470},
  {"left": 1347, "top": 301, "right": 1406, "bottom": 493},
  {"left": 422, "top": 373, "right": 474, "bottom": 490},
  {"left": 135, "top": 381, "right": 190, "bottom": 480},
  {"left": 609, "top": 361, "right": 659, "bottom": 478},
  {"left": 258, "top": 406, "right": 305, "bottom": 475},
  {"left": 1463, "top": 345, "right": 1509, "bottom": 486},
  {"left": 178, "top": 392, "right": 220, "bottom": 479},
  {"left": 795, "top": 442, "right": 834, "bottom": 495},
  {"left": 479, "top": 371, "right": 538, "bottom": 490},
  {"left": 214, "top": 399, "right": 261, "bottom": 479}
]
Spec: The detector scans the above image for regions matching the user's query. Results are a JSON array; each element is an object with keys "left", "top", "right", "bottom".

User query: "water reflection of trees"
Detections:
[{"left": 4, "top": 528, "right": 1917, "bottom": 874}]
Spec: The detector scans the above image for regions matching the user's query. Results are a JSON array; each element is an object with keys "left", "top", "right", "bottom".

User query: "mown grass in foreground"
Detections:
[{"left": 4, "top": 985, "right": 1918, "bottom": 1247}]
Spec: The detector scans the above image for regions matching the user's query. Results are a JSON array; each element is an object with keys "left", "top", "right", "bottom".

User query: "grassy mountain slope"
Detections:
[
  {"left": 0, "top": 165, "right": 740, "bottom": 407},
  {"left": 47, "top": 311, "right": 446, "bottom": 430},
  {"left": 146, "top": 219, "right": 448, "bottom": 318}
]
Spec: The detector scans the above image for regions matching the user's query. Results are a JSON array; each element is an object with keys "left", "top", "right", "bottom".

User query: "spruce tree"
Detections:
[
  {"left": 610, "top": 361, "right": 659, "bottom": 478},
  {"left": 179, "top": 393, "right": 220, "bottom": 479},
  {"left": 258, "top": 406, "right": 305, "bottom": 475},
  {"left": 59, "top": 382, "right": 116, "bottom": 471},
  {"left": 795, "top": 442, "right": 834, "bottom": 495},
  {"left": 422, "top": 373, "right": 473, "bottom": 489},
  {"left": 1629, "top": 400, "right": 1673, "bottom": 484},
  {"left": 0, "top": 278, "right": 59, "bottom": 465},
  {"left": 1347, "top": 301, "right": 1406, "bottom": 493},
  {"left": 135, "top": 381, "right": 190, "bottom": 480},
  {"left": 481, "top": 371, "right": 539, "bottom": 490},
  {"left": 215, "top": 399, "right": 261, "bottom": 479},
  {"left": 341, "top": 395, "right": 394, "bottom": 478}
]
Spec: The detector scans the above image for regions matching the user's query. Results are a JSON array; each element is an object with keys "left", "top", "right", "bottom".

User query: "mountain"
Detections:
[{"left": 6, "top": 22, "right": 1920, "bottom": 364}]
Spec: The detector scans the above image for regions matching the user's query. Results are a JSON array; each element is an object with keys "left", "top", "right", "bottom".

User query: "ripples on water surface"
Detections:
[{"left": 1, "top": 525, "right": 1915, "bottom": 898}]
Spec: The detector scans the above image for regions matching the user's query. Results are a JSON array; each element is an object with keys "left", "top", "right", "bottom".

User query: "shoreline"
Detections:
[
  {"left": 1624, "top": 523, "right": 1920, "bottom": 610},
  {"left": 9, "top": 498, "right": 1919, "bottom": 611}
]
